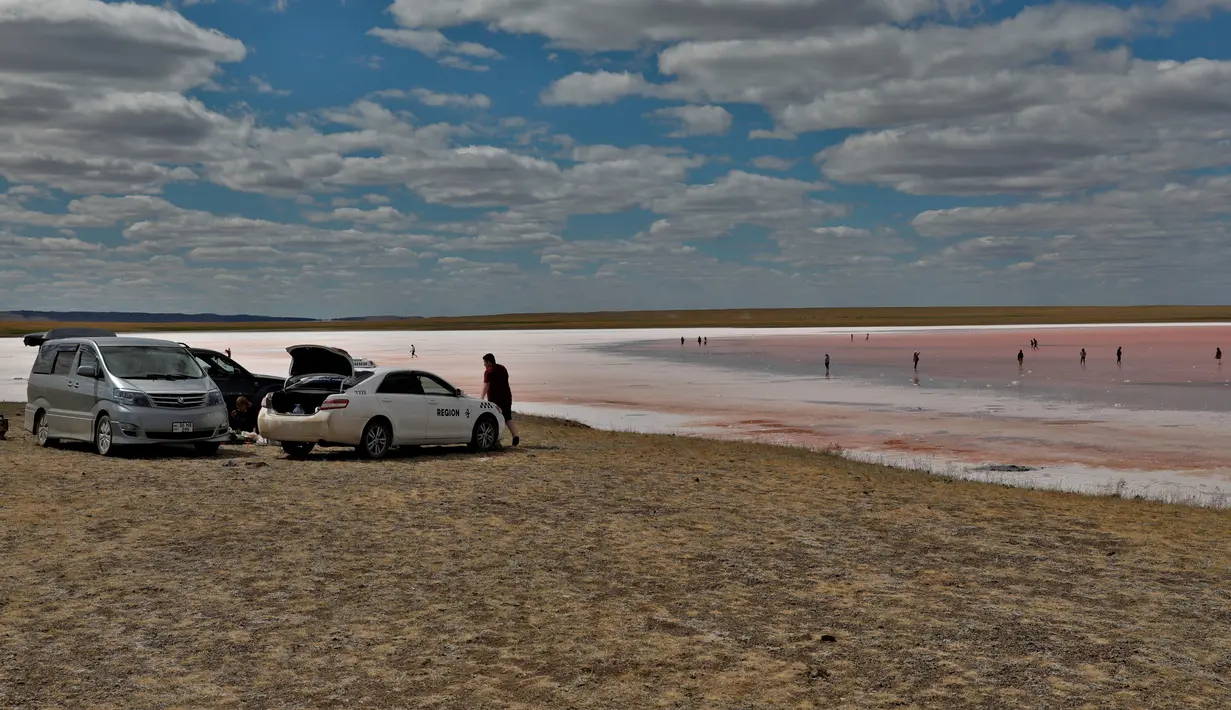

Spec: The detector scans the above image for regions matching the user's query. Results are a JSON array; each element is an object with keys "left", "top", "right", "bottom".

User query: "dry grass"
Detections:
[
  {"left": 4, "top": 304, "right": 1231, "bottom": 336},
  {"left": 1, "top": 401, "right": 1228, "bottom": 709}
]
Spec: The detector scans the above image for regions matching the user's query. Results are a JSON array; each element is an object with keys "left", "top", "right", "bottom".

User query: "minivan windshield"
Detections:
[{"left": 99, "top": 346, "right": 206, "bottom": 380}]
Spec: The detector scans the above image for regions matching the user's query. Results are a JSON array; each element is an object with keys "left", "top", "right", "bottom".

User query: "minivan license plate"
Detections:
[{"left": 173, "top": 422, "right": 194, "bottom": 433}]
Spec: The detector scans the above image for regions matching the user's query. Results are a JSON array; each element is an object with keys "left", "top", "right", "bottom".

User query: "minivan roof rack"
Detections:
[{"left": 22, "top": 327, "right": 119, "bottom": 347}]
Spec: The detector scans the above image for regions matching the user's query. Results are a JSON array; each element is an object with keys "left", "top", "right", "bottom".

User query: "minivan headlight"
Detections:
[
  {"left": 206, "top": 389, "right": 224, "bottom": 407},
  {"left": 114, "top": 390, "right": 152, "bottom": 408}
]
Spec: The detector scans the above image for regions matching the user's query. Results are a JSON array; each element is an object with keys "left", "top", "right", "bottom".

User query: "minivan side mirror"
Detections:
[{"left": 76, "top": 365, "right": 97, "bottom": 378}]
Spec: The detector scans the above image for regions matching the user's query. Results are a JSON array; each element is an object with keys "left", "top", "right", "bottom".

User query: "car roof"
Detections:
[
  {"left": 358, "top": 367, "right": 454, "bottom": 382},
  {"left": 89, "top": 336, "right": 189, "bottom": 347}
]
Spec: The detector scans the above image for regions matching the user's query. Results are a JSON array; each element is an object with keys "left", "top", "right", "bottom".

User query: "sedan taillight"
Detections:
[{"left": 320, "top": 398, "right": 349, "bottom": 410}]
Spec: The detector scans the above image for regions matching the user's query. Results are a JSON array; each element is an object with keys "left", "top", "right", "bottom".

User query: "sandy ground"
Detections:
[{"left": 2, "top": 402, "right": 1229, "bottom": 709}]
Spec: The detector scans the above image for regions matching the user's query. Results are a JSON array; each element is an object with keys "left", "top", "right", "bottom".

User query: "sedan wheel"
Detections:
[
  {"left": 281, "top": 441, "right": 315, "bottom": 459},
  {"left": 470, "top": 417, "right": 498, "bottom": 452},
  {"left": 360, "top": 420, "right": 392, "bottom": 460},
  {"left": 94, "top": 414, "right": 115, "bottom": 456}
]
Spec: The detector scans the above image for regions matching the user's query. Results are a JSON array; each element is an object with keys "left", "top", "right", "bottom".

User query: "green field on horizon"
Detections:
[{"left": 3, "top": 305, "right": 1231, "bottom": 337}]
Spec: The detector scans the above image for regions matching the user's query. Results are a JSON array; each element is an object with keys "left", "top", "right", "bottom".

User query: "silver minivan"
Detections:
[{"left": 23, "top": 329, "right": 230, "bottom": 456}]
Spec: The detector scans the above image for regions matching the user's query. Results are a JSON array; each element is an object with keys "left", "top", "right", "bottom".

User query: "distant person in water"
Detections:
[
  {"left": 703, "top": 337, "right": 707, "bottom": 346},
  {"left": 681, "top": 337, "right": 685, "bottom": 345},
  {"left": 851, "top": 334, "right": 854, "bottom": 342},
  {"left": 913, "top": 351, "right": 920, "bottom": 370},
  {"left": 1017, "top": 349, "right": 1024, "bottom": 367},
  {"left": 225, "top": 348, "right": 231, "bottom": 358},
  {"left": 409, "top": 344, "right": 416, "bottom": 358},
  {"left": 865, "top": 333, "right": 869, "bottom": 341},
  {"left": 1117, "top": 346, "right": 1122, "bottom": 365},
  {"left": 1217, "top": 347, "right": 1222, "bottom": 363},
  {"left": 824, "top": 353, "right": 830, "bottom": 375},
  {"left": 697, "top": 336, "right": 702, "bottom": 346},
  {"left": 1080, "top": 348, "right": 1086, "bottom": 366}
]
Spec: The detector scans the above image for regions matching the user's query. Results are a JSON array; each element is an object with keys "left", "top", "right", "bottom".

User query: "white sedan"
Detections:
[{"left": 258, "top": 365, "right": 504, "bottom": 459}]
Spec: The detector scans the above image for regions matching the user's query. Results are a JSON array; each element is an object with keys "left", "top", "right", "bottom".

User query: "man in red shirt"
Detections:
[{"left": 482, "top": 353, "right": 519, "bottom": 446}]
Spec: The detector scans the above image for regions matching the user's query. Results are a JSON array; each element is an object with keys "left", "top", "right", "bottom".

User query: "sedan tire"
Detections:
[
  {"left": 281, "top": 441, "right": 315, "bottom": 459},
  {"left": 359, "top": 419, "right": 393, "bottom": 460},
  {"left": 469, "top": 415, "right": 499, "bottom": 452},
  {"left": 194, "top": 441, "right": 222, "bottom": 456}
]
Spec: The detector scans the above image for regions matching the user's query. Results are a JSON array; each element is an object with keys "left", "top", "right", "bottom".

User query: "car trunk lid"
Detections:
[{"left": 286, "top": 345, "right": 354, "bottom": 378}]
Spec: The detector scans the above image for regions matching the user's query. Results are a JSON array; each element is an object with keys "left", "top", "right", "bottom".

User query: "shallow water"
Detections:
[{"left": 3, "top": 324, "right": 1229, "bottom": 506}]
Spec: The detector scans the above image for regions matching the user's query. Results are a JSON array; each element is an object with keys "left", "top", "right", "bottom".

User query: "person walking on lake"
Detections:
[
  {"left": 1080, "top": 348, "right": 1086, "bottom": 366},
  {"left": 1217, "top": 347, "right": 1222, "bottom": 364},
  {"left": 1017, "top": 349, "right": 1025, "bottom": 368},
  {"left": 482, "top": 353, "right": 519, "bottom": 447},
  {"left": 824, "top": 353, "right": 830, "bottom": 376},
  {"left": 409, "top": 344, "right": 416, "bottom": 358},
  {"left": 1117, "top": 346, "right": 1122, "bottom": 366},
  {"left": 913, "top": 351, "right": 920, "bottom": 370}
]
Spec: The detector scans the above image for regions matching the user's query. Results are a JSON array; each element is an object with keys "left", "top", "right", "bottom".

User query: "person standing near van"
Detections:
[{"left": 482, "top": 353, "right": 519, "bottom": 447}]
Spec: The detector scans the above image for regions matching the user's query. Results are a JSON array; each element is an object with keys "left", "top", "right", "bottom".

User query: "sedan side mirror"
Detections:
[{"left": 76, "top": 365, "right": 97, "bottom": 378}]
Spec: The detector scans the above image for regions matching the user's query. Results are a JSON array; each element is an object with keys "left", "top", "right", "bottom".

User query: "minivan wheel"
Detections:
[
  {"left": 281, "top": 441, "right": 315, "bottom": 459},
  {"left": 35, "top": 411, "right": 56, "bottom": 447},
  {"left": 470, "top": 416, "right": 498, "bottom": 452},
  {"left": 359, "top": 419, "right": 392, "bottom": 460},
  {"left": 194, "top": 441, "right": 222, "bottom": 456},
  {"left": 94, "top": 414, "right": 115, "bottom": 456}
]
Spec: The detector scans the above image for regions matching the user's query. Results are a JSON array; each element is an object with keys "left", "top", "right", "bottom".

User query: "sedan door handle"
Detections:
[{"left": 379, "top": 397, "right": 393, "bottom": 403}]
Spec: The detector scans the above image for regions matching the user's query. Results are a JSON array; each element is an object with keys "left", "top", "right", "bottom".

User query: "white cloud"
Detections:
[
  {"left": 383, "top": 0, "right": 969, "bottom": 51},
  {"left": 368, "top": 16, "right": 500, "bottom": 71},
  {"left": 541, "top": 70, "right": 656, "bottom": 106},
  {"left": 648, "top": 105, "right": 733, "bottom": 137},
  {"left": 750, "top": 156, "right": 796, "bottom": 171},
  {"left": 250, "top": 76, "right": 290, "bottom": 95},
  {"left": 409, "top": 88, "right": 492, "bottom": 109}
]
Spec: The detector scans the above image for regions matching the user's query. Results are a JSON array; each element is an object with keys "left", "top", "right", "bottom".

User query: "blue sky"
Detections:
[{"left": 1, "top": 0, "right": 1231, "bottom": 317}]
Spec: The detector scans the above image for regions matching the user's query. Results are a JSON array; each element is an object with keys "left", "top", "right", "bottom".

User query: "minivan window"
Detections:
[
  {"left": 51, "top": 345, "right": 80, "bottom": 376},
  {"left": 31, "top": 344, "right": 58, "bottom": 375},
  {"left": 99, "top": 346, "right": 206, "bottom": 380},
  {"left": 79, "top": 348, "right": 100, "bottom": 376}
]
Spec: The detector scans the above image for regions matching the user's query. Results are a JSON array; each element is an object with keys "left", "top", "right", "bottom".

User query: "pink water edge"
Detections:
[{"left": 2, "top": 324, "right": 1229, "bottom": 505}]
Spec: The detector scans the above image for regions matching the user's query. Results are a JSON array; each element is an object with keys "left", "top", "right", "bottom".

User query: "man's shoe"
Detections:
[{"left": 512, "top": 436, "right": 520, "bottom": 447}]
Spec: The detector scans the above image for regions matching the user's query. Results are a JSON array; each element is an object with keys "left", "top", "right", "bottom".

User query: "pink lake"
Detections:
[{"left": 2, "top": 323, "right": 1229, "bottom": 506}]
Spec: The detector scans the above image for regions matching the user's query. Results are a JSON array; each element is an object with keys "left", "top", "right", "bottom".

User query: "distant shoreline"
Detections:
[{"left": 4, "top": 304, "right": 1231, "bottom": 336}]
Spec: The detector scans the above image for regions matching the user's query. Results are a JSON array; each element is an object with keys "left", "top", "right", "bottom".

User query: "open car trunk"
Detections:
[{"left": 267, "top": 372, "right": 372, "bottom": 414}]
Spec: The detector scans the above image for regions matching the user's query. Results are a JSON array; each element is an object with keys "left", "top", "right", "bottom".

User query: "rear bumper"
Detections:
[{"left": 258, "top": 409, "right": 357, "bottom": 445}]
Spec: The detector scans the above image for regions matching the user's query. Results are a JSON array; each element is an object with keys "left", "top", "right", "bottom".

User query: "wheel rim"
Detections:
[
  {"left": 37, "top": 415, "right": 48, "bottom": 445},
  {"left": 366, "top": 425, "right": 388, "bottom": 456},
  {"left": 97, "top": 417, "right": 112, "bottom": 454},
  {"left": 477, "top": 421, "right": 496, "bottom": 449}
]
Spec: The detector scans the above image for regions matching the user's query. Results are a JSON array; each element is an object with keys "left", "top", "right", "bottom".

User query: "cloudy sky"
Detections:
[{"left": 1, "top": 0, "right": 1230, "bottom": 318}]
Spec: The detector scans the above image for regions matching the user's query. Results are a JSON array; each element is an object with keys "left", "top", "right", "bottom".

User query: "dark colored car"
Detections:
[{"left": 187, "top": 348, "right": 286, "bottom": 413}]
